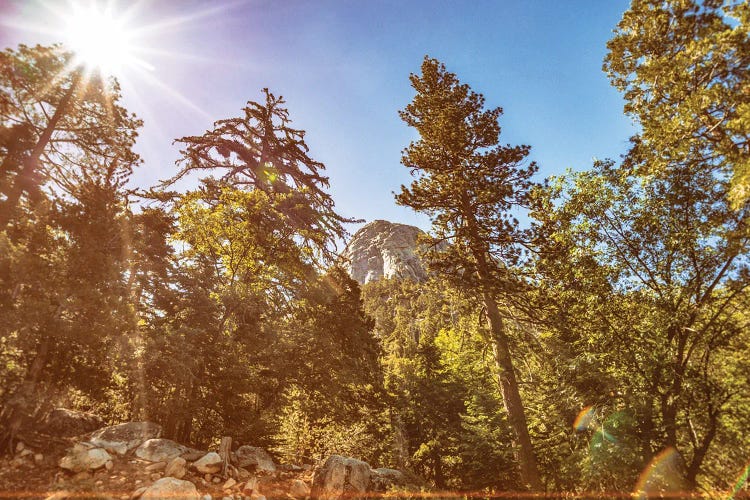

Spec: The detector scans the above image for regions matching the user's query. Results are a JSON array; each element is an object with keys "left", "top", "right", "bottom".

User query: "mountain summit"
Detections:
[{"left": 343, "top": 220, "right": 427, "bottom": 284}]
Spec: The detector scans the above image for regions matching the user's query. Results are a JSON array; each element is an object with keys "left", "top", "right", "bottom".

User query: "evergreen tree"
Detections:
[
  {"left": 396, "top": 57, "right": 542, "bottom": 490},
  {"left": 161, "top": 88, "right": 357, "bottom": 258}
]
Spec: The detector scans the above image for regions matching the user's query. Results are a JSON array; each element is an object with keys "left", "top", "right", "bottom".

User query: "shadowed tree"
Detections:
[{"left": 0, "top": 44, "right": 141, "bottom": 227}]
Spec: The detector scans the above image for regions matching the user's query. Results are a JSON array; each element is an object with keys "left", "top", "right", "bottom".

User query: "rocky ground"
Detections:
[{"left": 0, "top": 410, "right": 415, "bottom": 500}]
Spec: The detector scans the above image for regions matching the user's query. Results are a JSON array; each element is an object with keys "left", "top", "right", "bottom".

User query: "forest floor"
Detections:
[{"left": 0, "top": 439, "right": 313, "bottom": 500}]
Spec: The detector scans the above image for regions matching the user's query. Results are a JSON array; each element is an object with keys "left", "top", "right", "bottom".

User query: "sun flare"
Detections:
[{"left": 63, "top": 3, "right": 136, "bottom": 76}]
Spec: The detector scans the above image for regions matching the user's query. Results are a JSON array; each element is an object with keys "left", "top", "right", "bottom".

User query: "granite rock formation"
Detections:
[{"left": 343, "top": 220, "right": 428, "bottom": 285}]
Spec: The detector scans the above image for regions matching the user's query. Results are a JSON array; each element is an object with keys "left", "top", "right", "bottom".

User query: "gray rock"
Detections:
[
  {"left": 234, "top": 446, "right": 275, "bottom": 473},
  {"left": 140, "top": 477, "right": 199, "bottom": 500},
  {"left": 145, "top": 462, "right": 167, "bottom": 472},
  {"left": 369, "top": 468, "right": 407, "bottom": 492},
  {"left": 182, "top": 449, "right": 206, "bottom": 461},
  {"left": 311, "top": 455, "right": 371, "bottom": 500},
  {"left": 59, "top": 445, "right": 112, "bottom": 472},
  {"left": 343, "top": 220, "right": 431, "bottom": 284},
  {"left": 41, "top": 408, "right": 105, "bottom": 437},
  {"left": 193, "top": 452, "right": 223, "bottom": 474},
  {"left": 89, "top": 422, "right": 162, "bottom": 455},
  {"left": 164, "top": 456, "right": 188, "bottom": 479},
  {"left": 289, "top": 479, "right": 310, "bottom": 499},
  {"left": 135, "top": 439, "right": 191, "bottom": 463}
]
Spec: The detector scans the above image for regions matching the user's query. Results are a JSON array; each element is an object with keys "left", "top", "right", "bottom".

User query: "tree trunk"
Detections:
[
  {"left": 463, "top": 208, "right": 542, "bottom": 491},
  {"left": 219, "top": 436, "right": 232, "bottom": 477},
  {"left": 0, "top": 336, "right": 51, "bottom": 451},
  {"left": 483, "top": 292, "right": 543, "bottom": 491}
]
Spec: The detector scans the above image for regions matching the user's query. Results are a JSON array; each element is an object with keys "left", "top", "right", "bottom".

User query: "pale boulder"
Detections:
[
  {"left": 140, "top": 477, "right": 199, "bottom": 500},
  {"left": 234, "top": 446, "right": 275, "bottom": 473},
  {"left": 164, "top": 456, "right": 188, "bottom": 479},
  {"left": 59, "top": 445, "right": 112, "bottom": 472},
  {"left": 88, "top": 422, "right": 161, "bottom": 455},
  {"left": 311, "top": 455, "right": 371, "bottom": 500},
  {"left": 193, "top": 452, "right": 222, "bottom": 474},
  {"left": 135, "top": 438, "right": 191, "bottom": 462}
]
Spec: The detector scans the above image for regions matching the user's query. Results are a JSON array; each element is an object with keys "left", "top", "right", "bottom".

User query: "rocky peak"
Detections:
[{"left": 343, "top": 220, "right": 427, "bottom": 285}]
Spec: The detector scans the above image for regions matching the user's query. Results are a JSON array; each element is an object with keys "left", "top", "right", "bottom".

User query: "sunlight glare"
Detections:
[{"left": 63, "top": 3, "right": 136, "bottom": 76}]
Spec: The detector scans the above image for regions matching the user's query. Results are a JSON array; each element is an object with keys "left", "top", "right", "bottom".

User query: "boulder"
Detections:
[
  {"left": 234, "top": 446, "right": 275, "bottom": 472},
  {"left": 59, "top": 445, "right": 112, "bottom": 472},
  {"left": 164, "top": 456, "right": 188, "bottom": 479},
  {"left": 41, "top": 408, "right": 104, "bottom": 437},
  {"left": 193, "top": 452, "right": 222, "bottom": 474},
  {"left": 140, "top": 477, "right": 199, "bottom": 500},
  {"left": 130, "top": 486, "right": 148, "bottom": 499},
  {"left": 135, "top": 438, "right": 192, "bottom": 462},
  {"left": 370, "top": 468, "right": 407, "bottom": 492},
  {"left": 145, "top": 462, "right": 166, "bottom": 472},
  {"left": 311, "top": 455, "right": 371, "bottom": 500},
  {"left": 89, "top": 422, "right": 161, "bottom": 455},
  {"left": 182, "top": 448, "right": 206, "bottom": 461},
  {"left": 290, "top": 479, "right": 310, "bottom": 499}
]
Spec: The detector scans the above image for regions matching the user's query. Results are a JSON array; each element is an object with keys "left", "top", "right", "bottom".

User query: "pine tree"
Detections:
[{"left": 396, "top": 57, "right": 542, "bottom": 490}]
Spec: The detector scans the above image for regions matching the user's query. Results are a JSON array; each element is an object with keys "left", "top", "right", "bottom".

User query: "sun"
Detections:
[{"left": 63, "top": 2, "right": 136, "bottom": 76}]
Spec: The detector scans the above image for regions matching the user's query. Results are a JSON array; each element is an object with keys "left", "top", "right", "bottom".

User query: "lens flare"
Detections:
[
  {"left": 728, "top": 462, "right": 750, "bottom": 500},
  {"left": 574, "top": 405, "right": 596, "bottom": 431},
  {"left": 633, "top": 447, "right": 689, "bottom": 499}
]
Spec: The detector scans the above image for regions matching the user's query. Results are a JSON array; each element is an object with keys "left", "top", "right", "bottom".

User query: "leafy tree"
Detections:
[
  {"left": 274, "top": 267, "right": 386, "bottom": 465},
  {"left": 396, "top": 57, "right": 542, "bottom": 490},
  {"left": 136, "top": 91, "right": 378, "bottom": 448},
  {"left": 531, "top": 157, "right": 750, "bottom": 491},
  {"left": 605, "top": 0, "right": 750, "bottom": 209},
  {"left": 0, "top": 160, "right": 137, "bottom": 447}
]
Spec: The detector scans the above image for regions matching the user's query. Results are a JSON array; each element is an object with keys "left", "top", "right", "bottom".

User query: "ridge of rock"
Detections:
[{"left": 343, "top": 220, "right": 427, "bottom": 285}]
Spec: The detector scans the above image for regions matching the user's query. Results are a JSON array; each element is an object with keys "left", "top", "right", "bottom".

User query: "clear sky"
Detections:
[{"left": 1, "top": 0, "right": 636, "bottom": 233}]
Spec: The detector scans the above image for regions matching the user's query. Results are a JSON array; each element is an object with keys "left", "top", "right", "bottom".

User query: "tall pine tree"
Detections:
[{"left": 396, "top": 57, "right": 541, "bottom": 490}]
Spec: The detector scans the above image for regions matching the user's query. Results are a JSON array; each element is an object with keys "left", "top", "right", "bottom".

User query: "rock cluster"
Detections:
[
  {"left": 1, "top": 414, "right": 414, "bottom": 500},
  {"left": 311, "top": 455, "right": 413, "bottom": 500},
  {"left": 343, "top": 220, "right": 429, "bottom": 284}
]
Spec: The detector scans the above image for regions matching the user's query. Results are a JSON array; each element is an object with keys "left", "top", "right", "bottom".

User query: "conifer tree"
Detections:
[{"left": 397, "top": 57, "right": 541, "bottom": 490}]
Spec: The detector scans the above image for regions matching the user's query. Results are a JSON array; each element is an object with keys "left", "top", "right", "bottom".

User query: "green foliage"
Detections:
[
  {"left": 531, "top": 155, "right": 750, "bottom": 491},
  {"left": 163, "top": 88, "right": 357, "bottom": 258},
  {"left": 0, "top": 44, "right": 141, "bottom": 225},
  {"left": 604, "top": 0, "right": 750, "bottom": 208},
  {"left": 1, "top": 13, "right": 749, "bottom": 498}
]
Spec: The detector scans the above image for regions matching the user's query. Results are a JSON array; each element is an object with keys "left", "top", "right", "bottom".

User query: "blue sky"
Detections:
[{"left": 1, "top": 0, "right": 636, "bottom": 232}]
